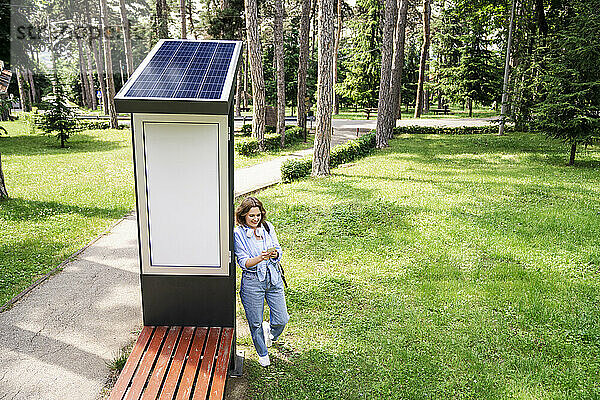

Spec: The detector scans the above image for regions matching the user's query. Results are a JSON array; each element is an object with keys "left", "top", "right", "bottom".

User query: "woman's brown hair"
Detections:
[{"left": 235, "top": 196, "right": 268, "bottom": 227}]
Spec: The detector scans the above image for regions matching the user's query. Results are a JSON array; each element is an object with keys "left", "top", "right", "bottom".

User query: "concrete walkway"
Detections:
[{"left": 0, "top": 118, "right": 495, "bottom": 400}]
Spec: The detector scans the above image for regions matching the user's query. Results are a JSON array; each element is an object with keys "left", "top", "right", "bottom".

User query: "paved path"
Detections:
[{"left": 0, "top": 117, "right": 495, "bottom": 400}]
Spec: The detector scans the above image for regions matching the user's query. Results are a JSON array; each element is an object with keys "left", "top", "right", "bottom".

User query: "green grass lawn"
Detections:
[
  {"left": 239, "top": 132, "right": 600, "bottom": 399},
  {"left": 0, "top": 120, "right": 135, "bottom": 306}
]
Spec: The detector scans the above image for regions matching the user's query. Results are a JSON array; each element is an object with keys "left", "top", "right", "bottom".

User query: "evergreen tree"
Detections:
[
  {"left": 534, "top": 0, "right": 600, "bottom": 165},
  {"left": 339, "top": 0, "right": 381, "bottom": 108},
  {"left": 38, "top": 84, "right": 79, "bottom": 148}
]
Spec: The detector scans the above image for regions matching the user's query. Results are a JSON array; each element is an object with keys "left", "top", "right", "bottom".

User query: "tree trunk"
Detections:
[
  {"left": 157, "top": 0, "right": 169, "bottom": 38},
  {"left": 332, "top": 0, "right": 342, "bottom": 115},
  {"left": 27, "top": 68, "right": 37, "bottom": 104},
  {"left": 99, "top": 0, "right": 119, "bottom": 128},
  {"left": 275, "top": 0, "right": 286, "bottom": 145},
  {"left": 414, "top": 0, "right": 430, "bottom": 118},
  {"left": 16, "top": 67, "right": 31, "bottom": 112},
  {"left": 297, "top": 0, "right": 311, "bottom": 130},
  {"left": 119, "top": 0, "right": 134, "bottom": 77},
  {"left": 376, "top": 0, "right": 397, "bottom": 148},
  {"left": 86, "top": 0, "right": 108, "bottom": 113},
  {"left": 77, "top": 37, "right": 91, "bottom": 108},
  {"left": 85, "top": 42, "right": 98, "bottom": 110},
  {"left": 244, "top": 47, "right": 249, "bottom": 109},
  {"left": 423, "top": 65, "right": 430, "bottom": 113},
  {"left": 0, "top": 153, "right": 7, "bottom": 199},
  {"left": 245, "top": 0, "right": 266, "bottom": 149},
  {"left": 310, "top": 0, "right": 317, "bottom": 58},
  {"left": 235, "top": 67, "right": 242, "bottom": 116},
  {"left": 180, "top": 0, "right": 187, "bottom": 39},
  {"left": 312, "top": 0, "right": 334, "bottom": 176},
  {"left": 187, "top": 2, "right": 197, "bottom": 39},
  {"left": 390, "top": 0, "right": 408, "bottom": 123},
  {"left": 499, "top": 0, "right": 516, "bottom": 136},
  {"left": 568, "top": 142, "right": 576, "bottom": 166},
  {"left": 468, "top": 98, "right": 472, "bottom": 117}
]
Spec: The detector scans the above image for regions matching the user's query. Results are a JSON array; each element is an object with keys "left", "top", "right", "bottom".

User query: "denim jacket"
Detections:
[{"left": 233, "top": 222, "right": 283, "bottom": 282}]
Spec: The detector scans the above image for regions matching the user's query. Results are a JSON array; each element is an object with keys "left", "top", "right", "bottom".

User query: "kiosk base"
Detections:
[{"left": 141, "top": 274, "right": 235, "bottom": 327}]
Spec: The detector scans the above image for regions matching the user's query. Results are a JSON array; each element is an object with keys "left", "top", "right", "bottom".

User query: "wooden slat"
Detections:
[
  {"left": 175, "top": 328, "right": 208, "bottom": 400},
  {"left": 158, "top": 327, "right": 195, "bottom": 400},
  {"left": 208, "top": 328, "right": 234, "bottom": 400},
  {"left": 109, "top": 326, "right": 155, "bottom": 400},
  {"left": 126, "top": 326, "right": 168, "bottom": 400},
  {"left": 141, "top": 327, "right": 181, "bottom": 400},
  {"left": 191, "top": 328, "right": 221, "bottom": 400}
]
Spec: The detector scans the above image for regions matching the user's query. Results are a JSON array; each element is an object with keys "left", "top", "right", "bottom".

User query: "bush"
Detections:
[
  {"left": 281, "top": 157, "right": 313, "bottom": 183},
  {"left": 239, "top": 124, "right": 252, "bottom": 136},
  {"left": 281, "top": 131, "right": 377, "bottom": 182},
  {"left": 235, "top": 137, "right": 259, "bottom": 156},
  {"left": 235, "top": 125, "right": 306, "bottom": 155},
  {"left": 393, "top": 125, "right": 508, "bottom": 136}
]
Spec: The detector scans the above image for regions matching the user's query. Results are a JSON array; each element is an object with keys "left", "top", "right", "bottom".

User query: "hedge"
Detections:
[
  {"left": 235, "top": 126, "right": 306, "bottom": 156},
  {"left": 281, "top": 131, "right": 376, "bottom": 182},
  {"left": 393, "top": 125, "right": 509, "bottom": 135}
]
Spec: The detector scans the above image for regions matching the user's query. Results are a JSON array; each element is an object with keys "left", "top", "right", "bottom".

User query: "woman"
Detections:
[{"left": 234, "top": 196, "right": 289, "bottom": 367}]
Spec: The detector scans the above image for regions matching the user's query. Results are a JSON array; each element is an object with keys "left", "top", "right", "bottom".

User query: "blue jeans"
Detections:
[{"left": 240, "top": 269, "right": 289, "bottom": 357}]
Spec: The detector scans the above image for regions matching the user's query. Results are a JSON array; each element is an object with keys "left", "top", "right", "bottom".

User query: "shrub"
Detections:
[
  {"left": 235, "top": 137, "right": 259, "bottom": 156},
  {"left": 393, "top": 125, "right": 508, "bottom": 136},
  {"left": 281, "top": 157, "right": 313, "bottom": 183},
  {"left": 284, "top": 126, "right": 305, "bottom": 144},
  {"left": 239, "top": 124, "right": 252, "bottom": 136},
  {"left": 281, "top": 131, "right": 377, "bottom": 182},
  {"left": 235, "top": 125, "right": 306, "bottom": 155},
  {"left": 264, "top": 133, "right": 281, "bottom": 151}
]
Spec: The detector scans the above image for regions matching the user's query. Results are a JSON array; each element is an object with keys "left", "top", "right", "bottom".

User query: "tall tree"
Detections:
[
  {"left": 499, "top": 0, "right": 516, "bottom": 136},
  {"left": 414, "top": 0, "right": 430, "bottom": 118},
  {"left": 245, "top": 0, "right": 266, "bottom": 149},
  {"left": 534, "top": 0, "right": 600, "bottom": 165},
  {"left": 86, "top": 0, "right": 108, "bottom": 113},
  {"left": 312, "top": 0, "right": 334, "bottom": 176},
  {"left": 274, "top": 0, "right": 286, "bottom": 144},
  {"left": 390, "top": 0, "right": 408, "bottom": 122},
  {"left": 339, "top": 0, "right": 381, "bottom": 109},
  {"left": 375, "top": 0, "right": 397, "bottom": 148},
  {"left": 99, "top": 0, "right": 118, "bottom": 128},
  {"left": 15, "top": 67, "right": 31, "bottom": 112},
  {"left": 157, "top": 0, "right": 169, "bottom": 38},
  {"left": 118, "top": 0, "right": 134, "bottom": 77},
  {"left": 180, "top": 0, "right": 187, "bottom": 38},
  {"left": 332, "top": 0, "right": 343, "bottom": 115},
  {"left": 297, "top": 0, "right": 311, "bottom": 130},
  {"left": 77, "top": 37, "right": 92, "bottom": 108}
]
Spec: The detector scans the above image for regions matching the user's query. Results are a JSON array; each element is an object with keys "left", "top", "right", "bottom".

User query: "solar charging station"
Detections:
[{"left": 114, "top": 39, "right": 242, "bottom": 329}]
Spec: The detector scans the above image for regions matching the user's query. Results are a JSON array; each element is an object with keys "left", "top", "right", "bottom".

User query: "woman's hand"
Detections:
[{"left": 260, "top": 251, "right": 271, "bottom": 261}]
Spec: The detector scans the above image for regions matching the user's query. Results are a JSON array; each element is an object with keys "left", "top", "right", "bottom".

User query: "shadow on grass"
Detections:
[
  {"left": 0, "top": 133, "right": 125, "bottom": 156},
  {"left": 0, "top": 238, "right": 70, "bottom": 305},
  {"left": 0, "top": 197, "right": 130, "bottom": 222}
]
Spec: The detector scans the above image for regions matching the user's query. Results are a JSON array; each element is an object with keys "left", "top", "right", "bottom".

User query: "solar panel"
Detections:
[{"left": 122, "top": 40, "right": 239, "bottom": 101}]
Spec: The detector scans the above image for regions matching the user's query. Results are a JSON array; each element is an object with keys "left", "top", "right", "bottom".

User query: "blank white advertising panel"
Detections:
[{"left": 143, "top": 122, "right": 220, "bottom": 267}]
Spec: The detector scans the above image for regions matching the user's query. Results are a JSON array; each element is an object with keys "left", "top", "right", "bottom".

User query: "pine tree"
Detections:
[{"left": 534, "top": 0, "right": 600, "bottom": 165}]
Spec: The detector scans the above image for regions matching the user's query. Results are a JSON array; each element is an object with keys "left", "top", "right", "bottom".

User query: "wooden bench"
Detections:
[
  {"left": 430, "top": 107, "right": 451, "bottom": 115},
  {"left": 363, "top": 108, "right": 378, "bottom": 120},
  {"left": 109, "top": 326, "right": 234, "bottom": 400}
]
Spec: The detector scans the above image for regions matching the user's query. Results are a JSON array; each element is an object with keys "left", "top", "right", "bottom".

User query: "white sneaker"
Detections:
[
  {"left": 262, "top": 321, "right": 272, "bottom": 347},
  {"left": 258, "top": 354, "right": 270, "bottom": 367}
]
